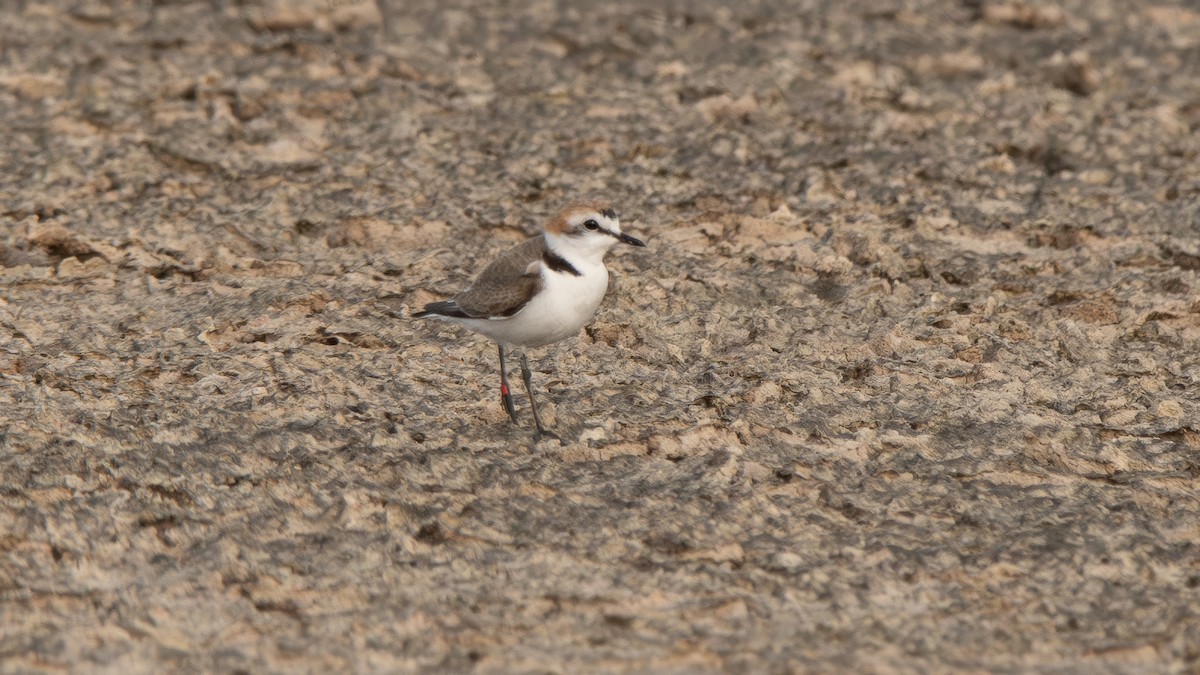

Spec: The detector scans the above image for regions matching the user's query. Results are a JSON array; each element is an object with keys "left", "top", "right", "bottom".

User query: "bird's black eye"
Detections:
[{"left": 583, "top": 219, "right": 600, "bottom": 231}]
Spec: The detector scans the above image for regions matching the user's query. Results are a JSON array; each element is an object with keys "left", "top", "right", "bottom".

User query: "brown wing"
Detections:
[{"left": 453, "top": 236, "right": 545, "bottom": 318}]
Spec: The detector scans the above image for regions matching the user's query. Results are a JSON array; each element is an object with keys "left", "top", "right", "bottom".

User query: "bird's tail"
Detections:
[{"left": 412, "top": 300, "right": 471, "bottom": 319}]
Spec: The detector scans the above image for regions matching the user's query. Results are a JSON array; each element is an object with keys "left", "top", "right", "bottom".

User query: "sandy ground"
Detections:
[{"left": 2, "top": 0, "right": 1200, "bottom": 672}]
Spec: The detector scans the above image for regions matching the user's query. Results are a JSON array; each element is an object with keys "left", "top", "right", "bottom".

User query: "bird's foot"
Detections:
[{"left": 533, "top": 427, "right": 561, "bottom": 444}]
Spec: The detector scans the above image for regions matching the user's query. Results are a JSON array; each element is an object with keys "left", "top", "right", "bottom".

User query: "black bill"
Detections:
[{"left": 616, "top": 231, "right": 646, "bottom": 246}]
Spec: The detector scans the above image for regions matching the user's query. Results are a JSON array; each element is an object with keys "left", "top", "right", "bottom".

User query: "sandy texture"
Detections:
[{"left": 3, "top": 0, "right": 1200, "bottom": 672}]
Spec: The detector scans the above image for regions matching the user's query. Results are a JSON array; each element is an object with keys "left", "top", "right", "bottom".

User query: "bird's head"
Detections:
[{"left": 545, "top": 202, "right": 645, "bottom": 260}]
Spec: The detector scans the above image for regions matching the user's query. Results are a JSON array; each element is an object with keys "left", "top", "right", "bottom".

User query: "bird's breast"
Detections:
[
  {"left": 499, "top": 263, "right": 608, "bottom": 347},
  {"left": 539, "top": 263, "right": 609, "bottom": 323}
]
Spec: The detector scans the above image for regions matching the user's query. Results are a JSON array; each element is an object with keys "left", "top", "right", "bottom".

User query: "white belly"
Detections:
[{"left": 458, "top": 263, "right": 609, "bottom": 348}]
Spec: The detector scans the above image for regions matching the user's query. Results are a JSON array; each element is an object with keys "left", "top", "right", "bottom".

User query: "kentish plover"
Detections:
[{"left": 413, "top": 202, "right": 645, "bottom": 437}]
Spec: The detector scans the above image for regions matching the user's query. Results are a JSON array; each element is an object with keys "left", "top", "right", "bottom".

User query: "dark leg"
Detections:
[
  {"left": 498, "top": 344, "right": 518, "bottom": 424},
  {"left": 519, "top": 353, "right": 552, "bottom": 438}
]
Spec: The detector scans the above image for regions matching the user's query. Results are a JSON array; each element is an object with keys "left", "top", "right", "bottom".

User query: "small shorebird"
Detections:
[{"left": 413, "top": 201, "right": 645, "bottom": 437}]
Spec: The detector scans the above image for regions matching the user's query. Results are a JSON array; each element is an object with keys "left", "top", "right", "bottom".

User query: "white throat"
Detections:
[{"left": 544, "top": 231, "right": 614, "bottom": 268}]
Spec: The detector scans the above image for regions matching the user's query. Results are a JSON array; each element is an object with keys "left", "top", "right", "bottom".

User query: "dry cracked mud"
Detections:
[{"left": 2, "top": 0, "right": 1199, "bottom": 672}]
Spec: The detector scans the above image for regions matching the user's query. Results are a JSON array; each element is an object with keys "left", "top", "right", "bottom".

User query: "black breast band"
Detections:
[{"left": 543, "top": 250, "right": 582, "bottom": 277}]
